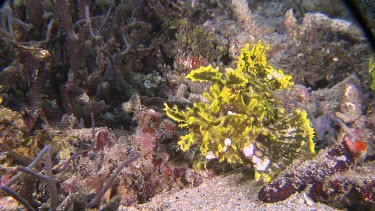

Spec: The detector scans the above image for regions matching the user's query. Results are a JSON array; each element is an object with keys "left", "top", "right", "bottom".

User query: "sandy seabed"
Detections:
[{"left": 128, "top": 173, "right": 339, "bottom": 211}]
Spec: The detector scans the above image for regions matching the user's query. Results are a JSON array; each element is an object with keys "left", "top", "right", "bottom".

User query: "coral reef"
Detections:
[
  {"left": 259, "top": 126, "right": 374, "bottom": 210},
  {"left": 0, "top": 0, "right": 374, "bottom": 210},
  {"left": 164, "top": 41, "right": 315, "bottom": 182},
  {"left": 258, "top": 133, "right": 356, "bottom": 203},
  {"left": 309, "top": 161, "right": 375, "bottom": 210},
  {"left": 275, "top": 9, "right": 371, "bottom": 89},
  {"left": 231, "top": 0, "right": 257, "bottom": 35},
  {"left": 286, "top": 0, "right": 348, "bottom": 18},
  {"left": 258, "top": 72, "right": 374, "bottom": 209},
  {"left": 0, "top": 107, "right": 200, "bottom": 209}
]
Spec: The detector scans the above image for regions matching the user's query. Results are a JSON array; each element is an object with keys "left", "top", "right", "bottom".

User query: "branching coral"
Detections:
[
  {"left": 164, "top": 41, "right": 315, "bottom": 182},
  {"left": 0, "top": 113, "right": 141, "bottom": 210}
]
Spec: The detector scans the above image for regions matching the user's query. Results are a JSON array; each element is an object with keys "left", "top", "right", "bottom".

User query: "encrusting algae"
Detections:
[{"left": 164, "top": 41, "right": 315, "bottom": 182}]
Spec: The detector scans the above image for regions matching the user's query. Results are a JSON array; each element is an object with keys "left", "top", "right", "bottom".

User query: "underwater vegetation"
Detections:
[
  {"left": 0, "top": 0, "right": 374, "bottom": 210},
  {"left": 370, "top": 54, "right": 375, "bottom": 91},
  {"left": 164, "top": 41, "right": 315, "bottom": 182}
]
